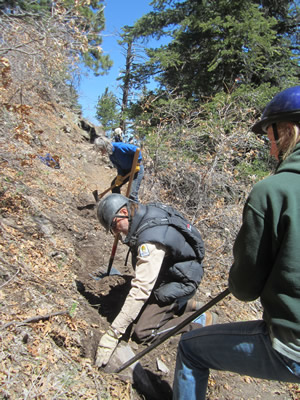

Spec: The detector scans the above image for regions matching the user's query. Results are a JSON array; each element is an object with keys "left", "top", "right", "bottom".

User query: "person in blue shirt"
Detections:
[{"left": 95, "top": 136, "right": 144, "bottom": 202}]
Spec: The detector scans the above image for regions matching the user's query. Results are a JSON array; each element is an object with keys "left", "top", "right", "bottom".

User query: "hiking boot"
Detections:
[
  {"left": 192, "top": 311, "right": 218, "bottom": 327},
  {"left": 185, "top": 298, "right": 205, "bottom": 312}
]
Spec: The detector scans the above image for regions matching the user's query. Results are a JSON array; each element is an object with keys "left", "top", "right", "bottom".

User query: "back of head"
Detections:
[
  {"left": 94, "top": 136, "right": 113, "bottom": 153},
  {"left": 97, "top": 193, "right": 129, "bottom": 232},
  {"left": 252, "top": 86, "right": 300, "bottom": 135},
  {"left": 114, "top": 127, "right": 122, "bottom": 135}
]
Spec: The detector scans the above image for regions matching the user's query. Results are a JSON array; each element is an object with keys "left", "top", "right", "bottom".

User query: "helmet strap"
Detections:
[{"left": 272, "top": 123, "right": 279, "bottom": 141}]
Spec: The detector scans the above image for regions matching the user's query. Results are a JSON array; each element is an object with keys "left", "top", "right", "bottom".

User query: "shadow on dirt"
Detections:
[
  {"left": 75, "top": 275, "right": 132, "bottom": 323},
  {"left": 133, "top": 365, "right": 173, "bottom": 400}
]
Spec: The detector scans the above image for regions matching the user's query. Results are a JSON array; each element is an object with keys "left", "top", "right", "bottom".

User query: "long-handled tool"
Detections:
[
  {"left": 92, "top": 171, "right": 132, "bottom": 203},
  {"left": 115, "top": 287, "right": 230, "bottom": 373},
  {"left": 91, "top": 149, "right": 140, "bottom": 280},
  {"left": 106, "top": 148, "right": 140, "bottom": 277},
  {"left": 78, "top": 172, "right": 133, "bottom": 211}
]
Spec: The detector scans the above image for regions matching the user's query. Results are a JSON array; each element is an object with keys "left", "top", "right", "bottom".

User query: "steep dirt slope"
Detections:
[
  {"left": 0, "top": 102, "right": 132, "bottom": 399},
  {"left": 1, "top": 98, "right": 299, "bottom": 399}
]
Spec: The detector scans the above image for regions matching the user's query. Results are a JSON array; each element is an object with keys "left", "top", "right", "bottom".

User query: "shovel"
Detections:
[{"left": 92, "top": 148, "right": 140, "bottom": 280}]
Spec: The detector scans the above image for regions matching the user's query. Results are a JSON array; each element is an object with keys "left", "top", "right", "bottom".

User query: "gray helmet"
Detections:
[{"left": 97, "top": 193, "right": 129, "bottom": 232}]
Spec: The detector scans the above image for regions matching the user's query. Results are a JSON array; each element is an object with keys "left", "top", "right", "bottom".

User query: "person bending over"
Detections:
[{"left": 95, "top": 194, "right": 216, "bottom": 368}]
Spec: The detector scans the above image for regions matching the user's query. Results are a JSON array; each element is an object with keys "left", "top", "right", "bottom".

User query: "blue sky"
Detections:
[{"left": 78, "top": 0, "right": 156, "bottom": 125}]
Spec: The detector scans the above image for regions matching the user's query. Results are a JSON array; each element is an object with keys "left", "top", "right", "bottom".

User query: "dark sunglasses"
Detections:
[{"left": 110, "top": 214, "right": 129, "bottom": 231}]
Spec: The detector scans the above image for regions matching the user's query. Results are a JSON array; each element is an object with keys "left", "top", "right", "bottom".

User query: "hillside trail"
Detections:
[
  {"left": 74, "top": 142, "right": 299, "bottom": 400},
  {"left": 1, "top": 101, "right": 298, "bottom": 399}
]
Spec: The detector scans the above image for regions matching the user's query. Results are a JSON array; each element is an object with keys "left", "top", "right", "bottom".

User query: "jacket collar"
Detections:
[{"left": 276, "top": 142, "right": 300, "bottom": 175}]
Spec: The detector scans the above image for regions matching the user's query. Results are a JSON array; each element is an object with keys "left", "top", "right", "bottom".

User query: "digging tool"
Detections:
[
  {"left": 115, "top": 287, "right": 230, "bottom": 373},
  {"left": 106, "top": 148, "right": 140, "bottom": 276},
  {"left": 77, "top": 203, "right": 96, "bottom": 211},
  {"left": 92, "top": 171, "right": 132, "bottom": 203},
  {"left": 79, "top": 172, "right": 132, "bottom": 211},
  {"left": 94, "top": 148, "right": 140, "bottom": 279}
]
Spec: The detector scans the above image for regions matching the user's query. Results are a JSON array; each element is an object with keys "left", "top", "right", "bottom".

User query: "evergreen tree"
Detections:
[
  {"left": 95, "top": 88, "right": 120, "bottom": 133},
  {"left": 76, "top": 0, "right": 113, "bottom": 75},
  {"left": 117, "top": 35, "right": 134, "bottom": 134},
  {"left": 129, "top": 0, "right": 299, "bottom": 99}
]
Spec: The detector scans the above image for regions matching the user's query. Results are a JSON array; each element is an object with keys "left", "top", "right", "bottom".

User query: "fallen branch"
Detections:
[
  {"left": 0, "top": 310, "right": 69, "bottom": 331},
  {"left": 0, "top": 268, "right": 20, "bottom": 289}
]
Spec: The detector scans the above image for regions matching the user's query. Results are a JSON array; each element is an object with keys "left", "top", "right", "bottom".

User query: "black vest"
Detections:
[
  {"left": 124, "top": 203, "right": 205, "bottom": 267},
  {"left": 124, "top": 203, "right": 205, "bottom": 303}
]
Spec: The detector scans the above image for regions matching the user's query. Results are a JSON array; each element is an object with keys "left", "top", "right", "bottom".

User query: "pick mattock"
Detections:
[
  {"left": 115, "top": 287, "right": 230, "bottom": 373},
  {"left": 79, "top": 172, "right": 133, "bottom": 211},
  {"left": 100, "top": 148, "right": 140, "bottom": 278},
  {"left": 92, "top": 171, "right": 131, "bottom": 203}
]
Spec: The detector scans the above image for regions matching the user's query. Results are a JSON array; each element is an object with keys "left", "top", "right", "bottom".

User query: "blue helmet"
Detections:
[{"left": 252, "top": 86, "right": 300, "bottom": 135}]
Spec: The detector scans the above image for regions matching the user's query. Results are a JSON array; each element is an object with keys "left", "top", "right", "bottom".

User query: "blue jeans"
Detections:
[
  {"left": 173, "top": 320, "right": 300, "bottom": 400},
  {"left": 129, "top": 164, "right": 144, "bottom": 202}
]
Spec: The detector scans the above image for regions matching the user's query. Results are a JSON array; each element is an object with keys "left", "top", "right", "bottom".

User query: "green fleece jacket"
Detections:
[{"left": 229, "top": 143, "right": 300, "bottom": 362}]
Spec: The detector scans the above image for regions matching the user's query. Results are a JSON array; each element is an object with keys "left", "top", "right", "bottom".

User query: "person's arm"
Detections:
[
  {"left": 111, "top": 242, "right": 166, "bottom": 333},
  {"left": 109, "top": 150, "right": 124, "bottom": 176},
  {"left": 229, "top": 193, "right": 273, "bottom": 301},
  {"left": 95, "top": 243, "right": 165, "bottom": 367}
]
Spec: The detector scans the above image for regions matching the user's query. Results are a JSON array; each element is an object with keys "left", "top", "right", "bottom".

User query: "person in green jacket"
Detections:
[{"left": 172, "top": 86, "right": 300, "bottom": 400}]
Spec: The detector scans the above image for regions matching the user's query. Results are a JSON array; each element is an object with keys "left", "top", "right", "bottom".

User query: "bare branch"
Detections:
[
  {"left": 0, "top": 268, "right": 20, "bottom": 289},
  {"left": 0, "top": 310, "right": 70, "bottom": 331}
]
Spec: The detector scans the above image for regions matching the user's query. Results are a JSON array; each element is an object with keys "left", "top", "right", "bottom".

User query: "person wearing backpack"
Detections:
[
  {"left": 95, "top": 193, "right": 216, "bottom": 368},
  {"left": 172, "top": 86, "right": 300, "bottom": 400}
]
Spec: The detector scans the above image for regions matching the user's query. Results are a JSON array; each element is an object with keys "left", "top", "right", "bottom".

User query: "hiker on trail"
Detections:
[
  {"left": 113, "top": 127, "right": 123, "bottom": 142},
  {"left": 95, "top": 193, "right": 216, "bottom": 368},
  {"left": 172, "top": 86, "right": 300, "bottom": 400},
  {"left": 94, "top": 136, "right": 144, "bottom": 202}
]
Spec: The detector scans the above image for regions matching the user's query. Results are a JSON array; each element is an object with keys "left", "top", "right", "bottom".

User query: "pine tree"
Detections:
[
  {"left": 129, "top": 0, "right": 299, "bottom": 99},
  {"left": 95, "top": 88, "right": 120, "bottom": 133}
]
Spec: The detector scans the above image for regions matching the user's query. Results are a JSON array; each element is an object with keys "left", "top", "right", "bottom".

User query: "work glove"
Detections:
[
  {"left": 115, "top": 175, "right": 124, "bottom": 186},
  {"left": 95, "top": 328, "right": 120, "bottom": 368},
  {"left": 135, "top": 165, "right": 140, "bottom": 173}
]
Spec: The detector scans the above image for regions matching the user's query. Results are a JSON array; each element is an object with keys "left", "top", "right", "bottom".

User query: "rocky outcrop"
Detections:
[{"left": 79, "top": 118, "right": 104, "bottom": 142}]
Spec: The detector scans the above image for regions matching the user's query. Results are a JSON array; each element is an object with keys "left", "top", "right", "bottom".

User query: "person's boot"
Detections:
[
  {"left": 185, "top": 298, "right": 218, "bottom": 326},
  {"left": 185, "top": 298, "right": 205, "bottom": 312},
  {"left": 192, "top": 310, "right": 218, "bottom": 327}
]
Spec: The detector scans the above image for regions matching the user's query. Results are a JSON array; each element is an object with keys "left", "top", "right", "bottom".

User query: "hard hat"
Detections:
[
  {"left": 252, "top": 86, "right": 300, "bottom": 135},
  {"left": 97, "top": 193, "right": 128, "bottom": 232}
]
